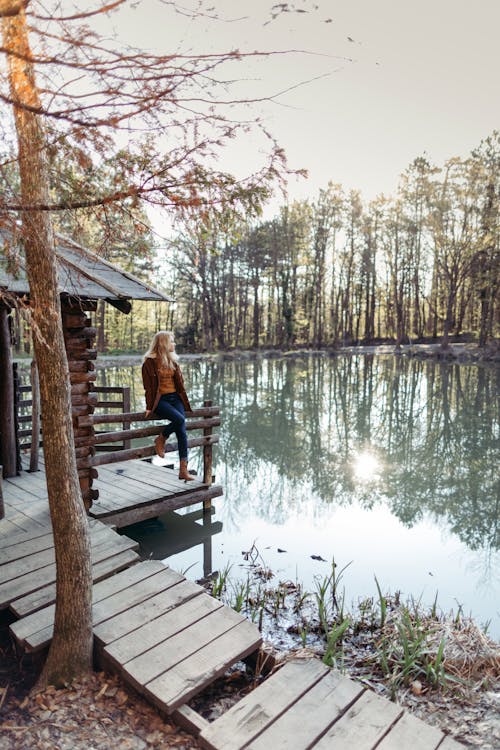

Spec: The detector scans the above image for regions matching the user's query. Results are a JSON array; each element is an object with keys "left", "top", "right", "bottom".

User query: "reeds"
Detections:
[{"left": 204, "top": 549, "right": 500, "bottom": 700}]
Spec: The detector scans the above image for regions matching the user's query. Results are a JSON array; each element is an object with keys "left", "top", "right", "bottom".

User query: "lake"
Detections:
[{"left": 96, "top": 353, "right": 500, "bottom": 639}]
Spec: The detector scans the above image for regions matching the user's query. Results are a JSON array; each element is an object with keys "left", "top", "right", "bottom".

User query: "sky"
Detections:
[{"left": 113, "top": 0, "right": 500, "bottom": 211}]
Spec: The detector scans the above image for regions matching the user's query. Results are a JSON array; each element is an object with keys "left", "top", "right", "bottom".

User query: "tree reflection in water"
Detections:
[{"left": 99, "top": 354, "right": 499, "bottom": 630}]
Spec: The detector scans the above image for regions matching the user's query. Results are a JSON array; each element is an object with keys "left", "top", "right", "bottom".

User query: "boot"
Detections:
[
  {"left": 154, "top": 434, "right": 166, "bottom": 458},
  {"left": 179, "top": 459, "right": 195, "bottom": 481}
]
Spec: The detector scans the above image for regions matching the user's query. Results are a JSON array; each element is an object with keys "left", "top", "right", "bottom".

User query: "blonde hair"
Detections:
[{"left": 143, "top": 331, "right": 178, "bottom": 369}]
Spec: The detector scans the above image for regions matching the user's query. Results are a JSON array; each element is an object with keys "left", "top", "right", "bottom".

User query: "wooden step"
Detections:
[{"left": 199, "top": 658, "right": 465, "bottom": 750}]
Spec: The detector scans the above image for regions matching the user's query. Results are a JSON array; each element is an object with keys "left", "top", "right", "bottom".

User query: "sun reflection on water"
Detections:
[{"left": 351, "top": 450, "right": 382, "bottom": 483}]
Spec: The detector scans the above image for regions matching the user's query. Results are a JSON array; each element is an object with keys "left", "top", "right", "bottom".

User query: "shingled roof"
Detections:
[{"left": 0, "top": 230, "right": 172, "bottom": 309}]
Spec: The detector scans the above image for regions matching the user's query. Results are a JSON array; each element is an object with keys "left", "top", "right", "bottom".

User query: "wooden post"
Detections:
[
  {"left": 62, "top": 298, "right": 98, "bottom": 510},
  {"left": 202, "top": 399, "right": 213, "bottom": 486},
  {"left": 0, "top": 304, "right": 17, "bottom": 478},
  {"left": 13, "top": 363, "right": 22, "bottom": 474},
  {"left": 202, "top": 399, "right": 213, "bottom": 526},
  {"left": 0, "top": 465, "right": 4, "bottom": 520},
  {"left": 29, "top": 358, "right": 40, "bottom": 472},
  {"left": 122, "top": 387, "right": 131, "bottom": 450}
]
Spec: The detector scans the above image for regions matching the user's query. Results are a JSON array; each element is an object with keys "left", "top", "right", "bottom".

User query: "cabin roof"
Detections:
[{"left": 0, "top": 230, "right": 172, "bottom": 304}]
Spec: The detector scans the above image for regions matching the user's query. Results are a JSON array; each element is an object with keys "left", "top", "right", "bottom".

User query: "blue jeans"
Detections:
[{"left": 154, "top": 393, "right": 188, "bottom": 460}]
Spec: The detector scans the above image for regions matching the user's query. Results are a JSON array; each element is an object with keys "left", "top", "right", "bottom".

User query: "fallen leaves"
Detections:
[{"left": 0, "top": 670, "right": 200, "bottom": 750}]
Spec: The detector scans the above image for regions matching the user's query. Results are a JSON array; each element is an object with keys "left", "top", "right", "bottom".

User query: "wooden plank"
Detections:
[
  {"left": 312, "top": 690, "right": 403, "bottom": 750},
  {"left": 0, "top": 507, "right": 50, "bottom": 531},
  {"left": 10, "top": 560, "right": 167, "bottom": 650},
  {"left": 0, "top": 529, "right": 136, "bottom": 610},
  {"left": 78, "top": 435, "right": 218, "bottom": 470},
  {"left": 0, "top": 513, "right": 49, "bottom": 537},
  {"left": 96, "top": 471, "right": 167, "bottom": 499},
  {"left": 0, "top": 531, "right": 54, "bottom": 565},
  {"left": 245, "top": 672, "right": 365, "bottom": 750},
  {"left": 2, "top": 478, "right": 48, "bottom": 498},
  {"left": 200, "top": 659, "right": 330, "bottom": 750},
  {"left": 123, "top": 597, "right": 246, "bottom": 702},
  {"left": 95, "top": 578, "right": 207, "bottom": 648},
  {"left": 97, "top": 466, "right": 196, "bottom": 498},
  {"left": 105, "top": 593, "right": 224, "bottom": 671},
  {"left": 172, "top": 705, "right": 209, "bottom": 736},
  {"left": 0, "top": 546, "right": 55, "bottom": 582},
  {"left": 0, "top": 521, "right": 105, "bottom": 566},
  {"left": 376, "top": 712, "right": 445, "bottom": 750},
  {"left": 109, "top": 461, "right": 204, "bottom": 492},
  {"left": 97, "top": 479, "right": 178, "bottom": 508},
  {"left": 11, "top": 547, "right": 140, "bottom": 618},
  {"left": 89, "top": 485, "right": 223, "bottom": 525},
  {"left": 90, "top": 566, "right": 186, "bottom": 627},
  {"left": 144, "top": 618, "right": 262, "bottom": 713}
]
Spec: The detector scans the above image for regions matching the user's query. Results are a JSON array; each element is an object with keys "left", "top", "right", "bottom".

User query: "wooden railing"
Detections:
[
  {"left": 15, "top": 382, "right": 220, "bottom": 484},
  {"left": 16, "top": 384, "right": 132, "bottom": 451},
  {"left": 74, "top": 399, "right": 220, "bottom": 476},
  {"left": 17, "top": 383, "right": 36, "bottom": 451},
  {"left": 93, "top": 386, "right": 131, "bottom": 451}
]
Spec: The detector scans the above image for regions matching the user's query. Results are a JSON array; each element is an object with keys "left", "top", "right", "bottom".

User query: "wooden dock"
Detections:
[
  {"left": 1, "top": 463, "right": 464, "bottom": 749},
  {"left": 0, "top": 519, "right": 140, "bottom": 619},
  {"left": 1, "top": 455, "right": 223, "bottom": 530},
  {"left": 89, "top": 458, "right": 223, "bottom": 528},
  {"left": 7, "top": 559, "right": 263, "bottom": 726}
]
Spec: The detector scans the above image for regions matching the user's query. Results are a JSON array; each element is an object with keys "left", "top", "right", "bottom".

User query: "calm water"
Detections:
[{"left": 97, "top": 354, "right": 500, "bottom": 638}]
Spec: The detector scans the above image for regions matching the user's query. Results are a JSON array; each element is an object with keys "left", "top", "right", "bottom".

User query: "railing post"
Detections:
[
  {"left": 122, "top": 387, "right": 131, "bottom": 450},
  {"left": 202, "top": 399, "right": 213, "bottom": 486},
  {"left": 29, "top": 359, "right": 40, "bottom": 472},
  {"left": 0, "top": 304, "right": 17, "bottom": 478},
  {"left": 0, "top": 465, "right": 4, "bottom": 520},
  {"left": 202, "top": 399, "right": 213, "bottom": 525},
  {"left": 13, "top": 362, "right": 22, "bottom": 474}
]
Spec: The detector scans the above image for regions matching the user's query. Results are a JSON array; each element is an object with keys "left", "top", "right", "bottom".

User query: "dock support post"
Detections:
[{"left": 203, "top": 399, "right": 214, "bottom": 578}]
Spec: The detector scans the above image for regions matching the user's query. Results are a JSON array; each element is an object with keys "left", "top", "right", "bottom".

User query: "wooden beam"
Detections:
[
  {"left": 78, "top": 405, "right": 220, "bottom": 427},
  {"left": 77, "top": 435, "right": 219, "bottom": 470}
]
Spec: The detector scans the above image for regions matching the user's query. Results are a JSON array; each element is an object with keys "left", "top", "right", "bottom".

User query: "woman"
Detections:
[{"left": 142, "top": 331, "right": 195, "bottom": 481}]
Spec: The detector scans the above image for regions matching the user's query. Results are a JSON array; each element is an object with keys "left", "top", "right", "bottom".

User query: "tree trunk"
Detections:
[{"left": 2, "top": 8, "right": 93, "bottom": 687}]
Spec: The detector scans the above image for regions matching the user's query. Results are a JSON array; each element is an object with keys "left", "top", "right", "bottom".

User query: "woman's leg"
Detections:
[{"left": 154, "top": 395, "right": 188, "bottom": 459}]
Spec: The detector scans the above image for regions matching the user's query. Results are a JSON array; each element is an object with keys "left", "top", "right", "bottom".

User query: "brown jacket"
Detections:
[{"left": 142, "top": 357, "right": 192, "bottom": 414}]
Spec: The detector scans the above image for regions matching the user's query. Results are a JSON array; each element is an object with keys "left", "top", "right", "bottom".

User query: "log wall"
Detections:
[{"left": 61, "top": 298, "right": 98, "bottom": 510}]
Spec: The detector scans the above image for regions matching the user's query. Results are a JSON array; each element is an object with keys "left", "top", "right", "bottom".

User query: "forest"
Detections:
[{"left": 9, "top": 132, "right": 498, "bottom": 355}]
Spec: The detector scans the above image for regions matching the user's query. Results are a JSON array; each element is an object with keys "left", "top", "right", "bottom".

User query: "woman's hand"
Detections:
[{"left": 145, "top": 409, "right": 152, "bottom": 418}]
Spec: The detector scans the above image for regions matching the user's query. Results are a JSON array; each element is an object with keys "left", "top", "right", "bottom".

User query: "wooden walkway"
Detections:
[
  {"left": 1, "top": 466, "right": 464, "bottom": 748},
  {"left": 8, "top": 559, "right": 262, "bottom": 715},
  {"left": 0, "top": 456, "right": 223, "bottom": 530},
  {"left": 199, "top": 658, "right": 463, "bottom": 750},
  {"left": 0, "top": 519, "right": 140, "bottom": 618}
]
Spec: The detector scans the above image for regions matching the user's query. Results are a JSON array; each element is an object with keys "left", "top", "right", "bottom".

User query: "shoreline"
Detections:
[{"left": 12, "top": 341, "right": 500, "bottom": 369}]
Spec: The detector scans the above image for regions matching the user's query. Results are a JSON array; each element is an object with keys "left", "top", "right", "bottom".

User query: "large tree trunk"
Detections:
[{"left": 2, "top": 7, "right": 93, "bottom": 687}]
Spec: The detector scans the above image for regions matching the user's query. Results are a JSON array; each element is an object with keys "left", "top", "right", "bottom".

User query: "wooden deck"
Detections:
[
  {"left": 0, "top": 455, "right": 223, "bottom": 530},
  {"left": 89, "top": 458, "right": 223, "bottom": 528},
  {"left": 199, "top": 658, "right": 463, "bottom": 750},
  {"left": 9, "top": 559, "right": 263, "bottom": 715},
  {"left": 0, "top": 519, "right": 140, "bottom": 618},
  {"left": 1, "top": 461, "right": 464, "bottom": 749}
]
